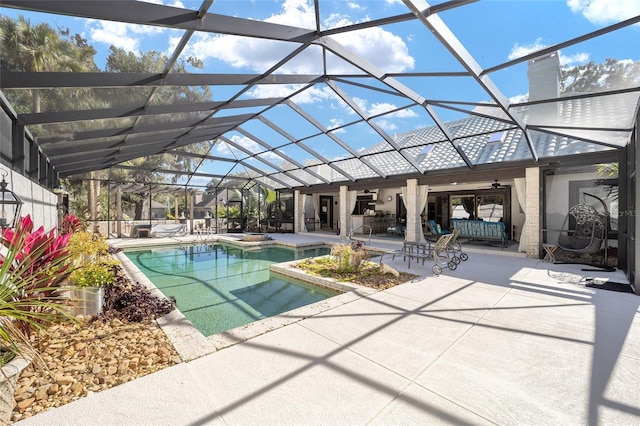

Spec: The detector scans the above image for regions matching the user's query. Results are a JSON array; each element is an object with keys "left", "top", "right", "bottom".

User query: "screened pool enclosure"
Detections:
[{"left": 0, "top": 1, "right": 638, "bottom": 238}]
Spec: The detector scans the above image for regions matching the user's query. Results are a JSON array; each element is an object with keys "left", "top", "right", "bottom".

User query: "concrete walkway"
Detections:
[{"left": 16, "top": 234, "right": 640, "bottom": 425}]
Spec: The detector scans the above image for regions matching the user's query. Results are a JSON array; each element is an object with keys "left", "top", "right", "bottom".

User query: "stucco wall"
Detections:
[{"left": 0, "top": 164, "right": 57, "bottom": 232}]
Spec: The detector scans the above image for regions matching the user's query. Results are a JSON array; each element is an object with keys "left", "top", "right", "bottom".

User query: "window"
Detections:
[
  {"left": 477, "top": 195, "right": 504, "bottom": 222},
  {"left": 352, "top": 196, "right": 373, "bottom": 215},
  {"left": 451, "top": 195, "right": 475, "bottom": 219}
]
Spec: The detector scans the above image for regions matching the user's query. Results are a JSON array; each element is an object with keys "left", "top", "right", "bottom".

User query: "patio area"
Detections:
[{"left": 14, "top": 234, "right": 639, "bottom": 425}]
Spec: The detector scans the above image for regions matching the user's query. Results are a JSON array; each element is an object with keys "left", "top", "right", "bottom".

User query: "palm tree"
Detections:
[{"left": 0, "top": 15, "right": 86, "bottom": 112}]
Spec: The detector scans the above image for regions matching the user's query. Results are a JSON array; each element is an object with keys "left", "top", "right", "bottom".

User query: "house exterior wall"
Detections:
[
  {"left": 0, "top": 164, "right": 57, "bottom": 232},
  {"left": 0, "top": 99, "right": 58, "bottom": 232},
  {"left": 544, "top": 170, "right": 618, "bottom": 246}
]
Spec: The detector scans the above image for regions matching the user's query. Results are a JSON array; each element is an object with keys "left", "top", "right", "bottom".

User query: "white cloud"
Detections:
[
  {"left": 347, "top": 2, "right": 365, "bottom": 11},
  {"left": 376, "top": 119, "right": 397, "bottom": 132},
  {"left": 220, "top": 135, "right": 282, "bottom": 162},
  {"left": 86, "top": 19, "right": 165, "bottom": 52},
  {"left": 182, "top": 0, "right": 414, "bottom": 74},
  {"left": 246, "top": 84, "right": 338, "bottom": 105},
  {"left": 508, "top": 38, "right": 589, "bottom": 66},
  {"left": 248, "top": 84, "right": 308, "bottom": 100},
  {"left": 509, "top": 94, "right": 529, "bottom": 104},
  {"left": 329, "top": 26, "right": 415, "bottom": 73},
  {"left": 294, "top": 85, "right": 343, "bottom": 104},
  {"left": 567, "top": 0, "right": 640, "bottom": 25},
  {"left": 86, "top": 0, "right": 185, "bottom": 54},
  {"left": 329, "top": 118, "right": 346, "bottom": 133},
  {"left": 559, "top": 52, "right": 590, "bottom": 66},
  {"left": 369, "top": 102, "right": 418, "bottom": 118},
  {"left": 187, "top": 175, "right": 212, "bottom": 187},
  {"left": 139, "top": 0, "right": 185, "bottom": 7},
  {"left": 352, "top": 96, "right": 368, "bottom": 113},
  {"left": 88, "top": 21, "right": 140, "bottom": 52},
  {"left": 508, "top": 38, "right": 546, "bottom": 60},
  {"left": 228, "top": 135, "right": 262, "bottom": 153}
]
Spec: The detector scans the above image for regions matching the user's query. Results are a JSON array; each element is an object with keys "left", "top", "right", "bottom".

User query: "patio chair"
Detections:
[
  {"left": 431, "top": 233, "right": 457, "bottom": 275},
  {"left": 446, "top": 228, "right": 469, "bottom": 264},
  {"left": 427, "top": 220, "right": 451, "bottom": 242},
  {"left": 557, "top": 193, "right": 606, "bottom": 255}
]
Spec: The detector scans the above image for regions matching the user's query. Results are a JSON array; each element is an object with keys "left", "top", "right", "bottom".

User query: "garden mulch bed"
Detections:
[
  {"left": 294, "top": 256, "right": 421, "bottom": 291},
  {"left": 331, "top": 271, "right": 421, "bottom": 290}
]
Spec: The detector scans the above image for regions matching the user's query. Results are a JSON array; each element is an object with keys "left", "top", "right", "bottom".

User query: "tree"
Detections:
[
  {"left": 562, "top": 58, "right": 640, "bottom": 94},
  {"left": 0, "top": 15, "right": 94, "bottom": 113},
  {"left": 102, "top": 48, "right": 212, "bottom": 219}
]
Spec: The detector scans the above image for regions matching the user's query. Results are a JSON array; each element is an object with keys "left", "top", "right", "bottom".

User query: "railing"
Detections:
[{"left": 348, "top": 224, "right": 372, "bottom": 245}]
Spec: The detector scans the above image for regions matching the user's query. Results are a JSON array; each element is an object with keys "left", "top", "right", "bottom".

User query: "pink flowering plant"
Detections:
[
  {"left": 60, "top": 213, "right": 82, "bottom": 235},
  {"left": 0, "top": 215, "right": 76, "bottom": 363}
]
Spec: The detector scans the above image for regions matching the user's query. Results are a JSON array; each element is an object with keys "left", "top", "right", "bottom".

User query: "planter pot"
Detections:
[
  {"left": 70, "top": 286, "right": 105, "bottom": 316},
  {"left": 0, "top": 355, "right": 30, "bottom": 423}
]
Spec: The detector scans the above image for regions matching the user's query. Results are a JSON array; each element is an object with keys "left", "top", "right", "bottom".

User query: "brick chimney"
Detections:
[{"left": 527, "top": 51, "right": 561, "bottom": 121}]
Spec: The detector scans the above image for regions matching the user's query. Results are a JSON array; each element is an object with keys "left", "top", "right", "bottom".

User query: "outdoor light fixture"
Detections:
[{"left": 0, "top": 170, "right": 23, "bottom": 229}]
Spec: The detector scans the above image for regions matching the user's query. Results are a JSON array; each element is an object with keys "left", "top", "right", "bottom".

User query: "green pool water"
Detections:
[{"left": 124, "top": 244, "right": 336, "bottom": 336}]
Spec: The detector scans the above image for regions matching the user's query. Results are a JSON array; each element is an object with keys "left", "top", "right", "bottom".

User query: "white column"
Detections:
[
  {"left": 339, "top": 185, "right": 348, "bottom": 238},
  {"left": 405, "top": 179, "right": 421, "bottom": 242},
  {"left": 525, "top": 167, "right": 541, "bottom": 258},
  {"left": 189, "top": 192, "right": 195, "bottom": 234},
  {"left": 294, "top": 190, "right": 303, "bottom": 233},
  {"left": 116, "top": 187, "right": 122, "bottom": 237}
]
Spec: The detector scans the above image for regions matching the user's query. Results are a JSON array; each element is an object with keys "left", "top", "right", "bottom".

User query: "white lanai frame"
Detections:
[{"left": 0, "top": 0, "right": 638, "bottom": 189}]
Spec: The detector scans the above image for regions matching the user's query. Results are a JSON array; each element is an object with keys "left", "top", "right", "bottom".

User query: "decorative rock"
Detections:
[
  {"left": 117, "top": 363, "right": 129, "bottom": 374},
  {"left": 14, "top": 393, "right": 32, "bottom": 403},
  {"left": 16, "top": 398, "right": 35, "bottom": 411},
  {"left": 380, "top": 262, "right": 400, "bottom": 277},
  {"left": 11, "top": 318, "right": 181, "bottom": 423},
  {"left": 35, "top": 387, "right": 48, "bottom": 401},
  {"left": 70, "top": 383, "right": 83, "bottom": 395},
  {"left": 129, "top": 358, "right": 139, "bottom": 371},
  {"left": 54, "top": 374, "right": 74, "bottom": 386}
]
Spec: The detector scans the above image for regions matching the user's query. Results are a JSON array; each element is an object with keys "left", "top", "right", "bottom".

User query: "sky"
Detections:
[
  {"left": 0, "top": 0, "right": 638, "bottom": 187},
  {"left": 3, "top": 1, "right": 637, "bottom": 84}
]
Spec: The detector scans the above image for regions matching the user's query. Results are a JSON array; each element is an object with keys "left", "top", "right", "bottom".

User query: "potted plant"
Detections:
[
  {"left": 0, "top": 215, "right": 77, "bottom": 422},
  {"left": 67, "top": 231, "right": 118, "bottom": 316}
]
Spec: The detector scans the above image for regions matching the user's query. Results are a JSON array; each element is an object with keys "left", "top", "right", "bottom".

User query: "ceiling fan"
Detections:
[{"left": 491, "top": 179, "right": 512, "bottom": 189}]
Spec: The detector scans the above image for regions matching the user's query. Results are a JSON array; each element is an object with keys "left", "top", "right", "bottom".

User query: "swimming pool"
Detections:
[{"left": 124, "top": 244, "right": 337, "bottom": 336}]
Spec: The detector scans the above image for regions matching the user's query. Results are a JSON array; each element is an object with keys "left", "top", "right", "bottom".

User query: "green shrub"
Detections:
[{"left": 70, "top": 260, "right": 117, "bottom": 288}]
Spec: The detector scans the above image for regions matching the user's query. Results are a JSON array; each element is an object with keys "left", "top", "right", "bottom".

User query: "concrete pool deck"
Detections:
[{"left": 16, "top": 233, "right": 640, "bottom": 425}]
